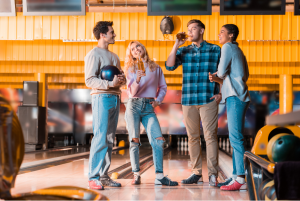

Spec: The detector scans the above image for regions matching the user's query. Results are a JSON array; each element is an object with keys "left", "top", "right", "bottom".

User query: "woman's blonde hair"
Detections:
[{"left": 124, "top": 41, "right": 157, "bottom": 75}]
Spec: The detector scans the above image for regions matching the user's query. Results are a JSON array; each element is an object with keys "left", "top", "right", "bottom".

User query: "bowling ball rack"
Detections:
[
  {"left": 244, "top": 151, "right": 275, "bottom": 200},
  {"left": 244, "top": 110, "right": 300, "bottom": 201}
]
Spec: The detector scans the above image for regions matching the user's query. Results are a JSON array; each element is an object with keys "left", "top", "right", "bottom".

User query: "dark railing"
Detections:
[
  {"left": 244, "top": 152, "right": 275, "bottom": 173},
  {"left": 244, "top": 151, "right": 275, "bottom": 200}
]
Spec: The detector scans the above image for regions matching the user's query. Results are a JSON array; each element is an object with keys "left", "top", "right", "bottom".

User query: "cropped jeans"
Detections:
[
  {"left": 88, "top": 94, "right": 120, "bottom": 181},
  {"left": 226, "top": 96, "right": 250, "bottom": 176},
  {"left": 125, "top": 98, "right": 164, "bottom": 173}
]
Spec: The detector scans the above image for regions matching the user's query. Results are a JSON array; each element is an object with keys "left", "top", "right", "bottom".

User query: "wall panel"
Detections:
[
  {"left": 0, "top": 12, "right": 300, "bottom": 41},
  {"left": 1, "top": 40, "right": 300, "bottom": 63},
  {"left": 1, "top": 12, "right": 300, "bottom": 90},
  {"left": 17, "top": 13, "right": 25, "bottom": 40}
]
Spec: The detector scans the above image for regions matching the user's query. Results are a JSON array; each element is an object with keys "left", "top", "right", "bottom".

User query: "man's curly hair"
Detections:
[{"left": 93, "top": 21, "right": 113, "bottom": 40}]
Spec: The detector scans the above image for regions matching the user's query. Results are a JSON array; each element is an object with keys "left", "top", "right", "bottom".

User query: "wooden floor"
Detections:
[{"left": 12, "top": 148, "right": 249, "bottom": 200}]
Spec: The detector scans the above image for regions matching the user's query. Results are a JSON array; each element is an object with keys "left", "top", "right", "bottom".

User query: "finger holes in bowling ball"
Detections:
[
  {"left": 267, "top": 134, "right": 289, "bottom": 162},
  {"left": 269, "top": 135, "right": 300, "bottom": 162}
]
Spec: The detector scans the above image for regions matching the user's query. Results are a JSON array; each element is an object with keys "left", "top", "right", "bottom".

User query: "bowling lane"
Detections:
[
  {"left": 22, "top": 146, "right": 91, "bottom": 164},
  {"left": 12, "top": 148, "right": 151, "bottom": 195},
  {"left": 12, "top": 147, "right": 249, "bottom": 200},
  {"left": 98, "top": 149, "right": 249, "bottom": 200}
]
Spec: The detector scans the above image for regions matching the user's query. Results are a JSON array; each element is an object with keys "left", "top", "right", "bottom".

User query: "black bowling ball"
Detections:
[{"left": 101, "top": 65, "right": 121, "bottom": 81}]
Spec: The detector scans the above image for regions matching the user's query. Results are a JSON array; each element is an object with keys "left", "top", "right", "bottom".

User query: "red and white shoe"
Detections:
[
  {"left": 220, "top": 179, "right": 247, "bottom": 191},
  {"left": 88, "top": 179, "right": 104, "bottom": 190}
]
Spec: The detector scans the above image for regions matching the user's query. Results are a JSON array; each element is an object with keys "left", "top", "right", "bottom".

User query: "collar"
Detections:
[
  {"left": 232, "top": 41, "right": 239, "bottom": 46},
  {"left": 192, "top": 41, "right": 207, "bottom": 48}
]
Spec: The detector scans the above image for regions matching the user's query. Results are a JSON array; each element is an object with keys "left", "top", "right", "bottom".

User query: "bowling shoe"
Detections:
[
  {"left": 155, "top": 176, "right": 178, "bottom": 186},
  {"left": 220, "top": 178, "right": 247, "bottom": 191},
  {"left": 131, "top": 174, "right": 141, "bottom": 185},
  {"left": 88, "top": 180, "right": 104, "bottom": 190},
  {"left": 181, "top": 173, "right": 203, "bottom": 184},
  {"left": 209, "top": 175, "right": 219, "bottom": 187},
  {"left": 217, "top": 177, "right": 233, "bottom": 187},
  {"left": 101, "top": 178, "right": 122, "bottom": 187}
]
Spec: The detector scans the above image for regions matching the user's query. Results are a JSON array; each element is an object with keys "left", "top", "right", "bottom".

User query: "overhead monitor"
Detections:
[
  {"left": 220, "top": 0, "right": 285, "bottom": 15},
  {"left": 23, "top": 0, "right": 85, "bottom": 16},
  {"left": 295, "top": 0, "right": 300, "bottom": 15},
  {"left": 0, "top": 0, "right": 16, "bottom": 16},
  {"left": 147, "top": 0, "right": 212, "bottom": 16}
]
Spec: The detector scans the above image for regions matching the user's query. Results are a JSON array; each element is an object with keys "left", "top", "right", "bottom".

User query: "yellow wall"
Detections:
[
  {"left": 1, "top": 12, "right": 300, "bottom": 41},
  {"left": 1, "top": 12, "right": 300, "bottom": 90}
]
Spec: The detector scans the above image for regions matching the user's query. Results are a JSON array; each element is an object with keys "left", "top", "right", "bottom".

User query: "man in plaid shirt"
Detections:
[{"left": 166, "top": 19, "right": 222, "bottom": 187}]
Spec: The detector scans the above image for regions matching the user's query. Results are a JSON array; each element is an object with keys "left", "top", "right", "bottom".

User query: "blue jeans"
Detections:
[
  {"left": 88, "top": 94, "right": 120, "bottom": 181},
  {"left": 226, "top": 96, "right": 250, "bottom": 176},
  {"left": 125, "top": 98, "right": 164, "bottom": 173}
]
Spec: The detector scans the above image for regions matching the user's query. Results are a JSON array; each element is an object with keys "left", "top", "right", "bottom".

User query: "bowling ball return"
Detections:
[
  {"left": 101, "top": 65, "right": 121, "bottom": 81},
  {"left": 244, "top": 110, "right": 300, "bottom": 200},
  {"left": 0, "top": 95, "right": 108, "bottom": 200}
]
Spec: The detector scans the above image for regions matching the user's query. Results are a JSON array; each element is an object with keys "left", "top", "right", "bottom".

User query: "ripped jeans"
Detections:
[{"left": 125, "top": 98, "right": 164, "bottom": 173}]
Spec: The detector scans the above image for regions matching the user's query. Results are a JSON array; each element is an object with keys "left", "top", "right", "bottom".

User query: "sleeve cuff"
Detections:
[
  {"left": 165, "top": 61, "right": 175, "bottom": 69},
  {"left": 108, "top": 81, "right": 114, "bottom": 88},
  {"left": 217, "top": 72, "right": 224, "bottom": 79},
  {"left": 156, "top": 98, "right": 162, "bottom": 103},
  {"left": 133, "top": 80, "right": 140, "bottom": 87}
]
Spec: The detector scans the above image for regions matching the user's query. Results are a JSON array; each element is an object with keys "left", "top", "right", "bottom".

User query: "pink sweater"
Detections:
[{"left": 126, "top": 63, "right": 167, "bottom": 103}]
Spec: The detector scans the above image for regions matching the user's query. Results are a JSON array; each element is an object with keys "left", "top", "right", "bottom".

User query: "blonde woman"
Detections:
[{"left": 124, "top": 41, "right": 178, "bottom": 186}]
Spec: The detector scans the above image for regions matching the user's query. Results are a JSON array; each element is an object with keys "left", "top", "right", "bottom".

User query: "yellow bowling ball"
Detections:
[
  {"left": 118, "top": 140, "right": 125, "bottom": 147},
  {"left": 111, "top": 172, "right": 119, "bottom": 180}
]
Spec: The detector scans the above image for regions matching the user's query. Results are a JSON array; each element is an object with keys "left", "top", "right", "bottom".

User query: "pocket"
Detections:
[{"left": 145, "top": 102, "right": 154, "bottom": 112}]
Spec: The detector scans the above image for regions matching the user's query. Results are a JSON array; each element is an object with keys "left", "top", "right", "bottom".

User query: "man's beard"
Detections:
[{"left": 108, "top": 38, "right": 115, "bottom": 44}]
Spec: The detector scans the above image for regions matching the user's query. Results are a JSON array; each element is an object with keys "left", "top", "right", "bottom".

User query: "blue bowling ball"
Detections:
[{"left": 101, "top": 65, "right": 121, "bottom": 81}]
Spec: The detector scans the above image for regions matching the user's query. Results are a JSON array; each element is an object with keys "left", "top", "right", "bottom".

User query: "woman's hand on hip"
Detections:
[{"left": 150, "top": 101, "right": 160, "bottom": 108}]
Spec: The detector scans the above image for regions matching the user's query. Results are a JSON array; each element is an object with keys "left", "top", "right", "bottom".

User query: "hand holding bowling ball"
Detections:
[
  {"left": 101, "top": 65, "right": 125, "bottom": 87},
  {"left": 136, "top": 70, "right": 146, "bottom": 84}
]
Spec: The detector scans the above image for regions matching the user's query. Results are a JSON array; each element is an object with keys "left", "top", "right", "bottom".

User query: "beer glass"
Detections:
[
  {"left": 176, "top": 32, "right": 188, "bottom": 41},
  {"left": 138, "top": 53, "right": 146, "bottom": 75}
]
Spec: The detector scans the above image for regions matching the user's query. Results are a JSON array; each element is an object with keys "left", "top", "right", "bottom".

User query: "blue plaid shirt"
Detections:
[{"left": 165, "top": 41, "right": 221, "bottom": 106}]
